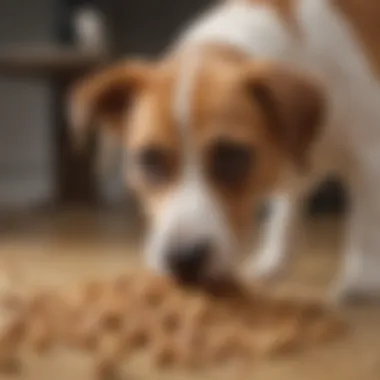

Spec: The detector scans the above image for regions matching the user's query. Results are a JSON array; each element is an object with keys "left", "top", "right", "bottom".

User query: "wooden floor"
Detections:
[{"left": 1, "top": 210, "right": 380, "bottom": 380}]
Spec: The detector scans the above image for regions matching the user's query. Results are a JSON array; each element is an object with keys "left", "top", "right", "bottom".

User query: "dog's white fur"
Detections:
[
  {"left": 145, "top": 0, "right": 380, "bottom": 301},
  {"left": 146, "top": 50, "right": 235, "bottom": 278}
]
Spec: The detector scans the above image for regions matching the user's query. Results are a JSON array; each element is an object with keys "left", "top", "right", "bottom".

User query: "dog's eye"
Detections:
[
  {"left": 136, "top": 147, "right": 173, "bottom": 185},
  {"left": 208, "top": 140, "right": 254, "bottom": 190}
]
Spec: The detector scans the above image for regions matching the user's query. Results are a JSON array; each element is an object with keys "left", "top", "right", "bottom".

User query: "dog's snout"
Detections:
[{"left": 167, "top": 240, "right": 211, "bottom": 282}]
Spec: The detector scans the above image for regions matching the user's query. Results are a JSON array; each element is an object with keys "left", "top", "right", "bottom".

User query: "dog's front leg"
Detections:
[
  {"left": 332, "top": 171, "right": 380, "bottom": 303},
  {"left": 246, "top": 192, "right": 301, "bottom": 280}
]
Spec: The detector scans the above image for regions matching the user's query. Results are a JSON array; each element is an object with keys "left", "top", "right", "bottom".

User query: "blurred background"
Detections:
[
  {"left": 2, "top": 3, "right": 380, "bottom": 379},
  {"left": 0, "top": 0, "right": 344, "bottom": 240}
]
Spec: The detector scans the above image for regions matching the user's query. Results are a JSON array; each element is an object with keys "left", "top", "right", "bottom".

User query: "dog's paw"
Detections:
[{"left": 329, "top": 277, "right": 380, "bottom": 306}]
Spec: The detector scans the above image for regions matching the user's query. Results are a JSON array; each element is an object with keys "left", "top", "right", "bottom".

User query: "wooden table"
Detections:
[{"left": 0, "top": 45, "right": 110, "bottom": 205}]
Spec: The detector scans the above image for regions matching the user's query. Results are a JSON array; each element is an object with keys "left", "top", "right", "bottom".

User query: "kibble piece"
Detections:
[
  {"left": 29, "top": 292, "right": 50, "bottom": 315},
  {"left": 0, "top": 355, "right": 21, "bottom": 375},
  {"left": 0, "top": 315, "right": 24, "bottom": 370},
  {"left": 74, "top": 317, "right": 101, "bottom": 352},
  {"left": 111, "top": 334, "right": 133, "bottom": 360},
  {"left": 117, "top": 333, "right": 131, "bottom": 356},
  {"left": 64, "top": 287, "right": 85, "bottom": 312},
  {"left": 179, "top": 321, "right": 205, "bottom": 350},
  {"left": 271, "top": 299, "right": 299, "bottom": 320},
  {"left": 204, "top": 328, "right": 235, "bottom": 363},
  {"left": 275, "top": 322, "right": 302, "bottom": 353},
  {"left": 160, "top": 309, "right": 182, "bottom": 334},
  {"left": 61, "top": 314, "right": 83, "bottom": 347},
  {"left": 59, "top": 296, "right": 83, "bottom": 330},
  {"left": 0, "top": 314, "right": 26, "bottom": 351},
  {"left": 209, "top": 339, "right": 234, "bottom": 363},
  {"left": 28, "top": 318, "right": 53, "bottom": 354},
  {"left": 95, "top": 354, "right": 121, "bottom": 380},
  {"left": 187, "top": 296, "right": 214, "bottom": 326},
  {"left": 152, "top": 340, "right": 177, "bottom": 368},
  {"left": 125, "top": 323, "right": 150, "bottom": 350},
  {"left": 82, "top": 280, "right": 106, "bottom": 305},
  {"left": 100, "top": 298, "right": 125, "bottom": 331},
  {"left": 174, "top": 331, "right": 204, "bottom": 369},
  {"left": 302, "top": 302, "right": 327, "bottom": 319},
  {"left": 1, "top": 293, "right": 25, "bottom": 315},
  {"left": 114, "top": 274, "right": 131, "bottom": 296},
  {"left": 308, "top": 317, "right": 346, "bottom": 343},
  {"left": 82, "top": 330, "right": 99, "bottom": 352},
  {"left": 119, "top": 317, "right": 152, "bottom": 354},
  {"left": 96, "top": 334, "right": 127, "bottom": 378},
  {"left": 138, "top": 275, "right": 175, "bottom": 308},
  {"left": 253, "top": 323, "right": 300, "bottom": 357},
  {"left": 7, "top": 317, "right": 26, "bottom": 347}
]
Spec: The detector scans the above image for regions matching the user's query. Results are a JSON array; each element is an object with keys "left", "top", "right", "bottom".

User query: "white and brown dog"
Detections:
[{"left": 69, "top": 0, "right": 380, "bottom": 302}]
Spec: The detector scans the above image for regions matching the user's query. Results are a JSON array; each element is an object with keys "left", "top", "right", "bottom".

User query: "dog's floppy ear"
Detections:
[
  {"left": 246, "top": 64, "right": 325, "bottom": 170},
  {"left": 68, "top": 60, "right": 150, "bottom": 146}
]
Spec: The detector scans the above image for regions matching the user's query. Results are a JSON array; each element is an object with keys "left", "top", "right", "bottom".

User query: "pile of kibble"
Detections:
[{"left": 0, "top": 270, "right": 345, "bottom": 379}]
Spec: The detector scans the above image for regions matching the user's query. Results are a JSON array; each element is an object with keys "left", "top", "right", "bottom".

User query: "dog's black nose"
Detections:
[{"left": 167, "top": 241, "right": 211, "bottom": 283}]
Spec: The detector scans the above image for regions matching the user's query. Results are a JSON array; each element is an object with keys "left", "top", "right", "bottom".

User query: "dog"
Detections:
[{"left": 69, "top": 0, "right": 380, "bottom": 303}]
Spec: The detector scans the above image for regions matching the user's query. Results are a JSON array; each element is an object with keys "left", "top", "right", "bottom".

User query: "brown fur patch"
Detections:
[
  {"left": 332, "top": 0, "right": 380, "bottom": 78},
  {"left": 246, "top": 63, "right": 325, "bottom": 171},
  {"left": 188, "top": 52, "right": 285, "bottom": 241},
  {"left": 68, "top": 60, "right": 151, "bottom": 141}
]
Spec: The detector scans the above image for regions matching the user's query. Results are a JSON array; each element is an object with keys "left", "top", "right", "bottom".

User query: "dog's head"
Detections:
[{"left": 69, "top": 48, "right": 324, "bottom": 283}]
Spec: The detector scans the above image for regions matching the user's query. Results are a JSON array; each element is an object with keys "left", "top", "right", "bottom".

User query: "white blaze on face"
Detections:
[{"left": 145, "top": 48, "right": 235, "bottom": 277}]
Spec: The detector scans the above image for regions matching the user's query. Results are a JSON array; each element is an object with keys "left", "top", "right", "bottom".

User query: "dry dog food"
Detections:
[{"left": 0, "top": 270, "right": 346, "bottom": 378}]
